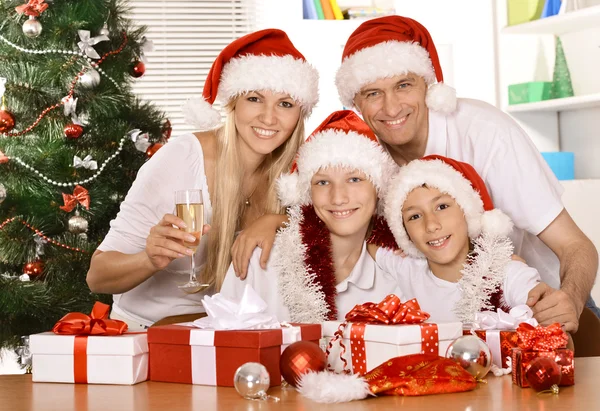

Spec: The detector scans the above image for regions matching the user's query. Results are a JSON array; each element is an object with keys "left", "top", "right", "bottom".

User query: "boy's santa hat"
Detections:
[
  {"left": 384, "top": 155, "right": 513, "bottom": 258},
  {"left": 336, "top": 15, "right": 456, "bottom": 113},
  {"left": 183, "top": 29, "right": 319, "bottom": 131},
  {"left": 277, "top": 110, "right": 397, "bottom": 207}
]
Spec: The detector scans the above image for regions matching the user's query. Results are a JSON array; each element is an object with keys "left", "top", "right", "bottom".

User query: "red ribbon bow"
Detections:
[
  {"left": 59, "top": 185, "right": 90, "bottom": 212},
  {"left": 15, "top": 0, "right": 48, "bottom": 16},
  {"left": 516, "top": 322, "right": 568, "bottom": 351},
  {"left": 53, "top": 302, "right": 128, "bottom": 336},
  {"left": 345, "top": 294, "right": 430, "bottom": 324}
]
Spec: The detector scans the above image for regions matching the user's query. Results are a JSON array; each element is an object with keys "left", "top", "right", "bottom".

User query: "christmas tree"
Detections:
[
  {"left": 551, "top": 36, "right": 574, "bottom": 99},
  {"left": 0, "top": 0, "right": 167, "bottom": 351}
]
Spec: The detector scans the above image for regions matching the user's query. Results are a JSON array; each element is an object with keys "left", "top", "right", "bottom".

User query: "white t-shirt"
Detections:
[
  {"left": 220, "top": 243, "right": 401, "bottom": 322},
  {"left": 424, "top": 99, "right": 564, "bottom": 289},
  {"left": 376, "top": 248, "right": 541, "bottom": 323},
  {"left": 98, "top": 134, "right": 213, "bottom": 326}
]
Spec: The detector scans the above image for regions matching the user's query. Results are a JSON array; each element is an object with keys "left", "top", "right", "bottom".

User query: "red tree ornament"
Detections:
[
  {"left": 23, "top": 259, "right": 45, "bottom": 279},
  {"left": 280, "top": 341, "right": 326, "bottom": 387},
  {"left": 0, "top": 108, "right": 16, "bottom": 133},
  {"left": 146, "top": 142, "right": 163, "bottom": 158},
  {"left": 130, "top": 61, "right": 146, "bottom": 78},
  {"left": 525, "top": 357, "right": 562, "bottom": 392},
  {"left": 64, "top": 123, "right": 84, "bottom": 139}
]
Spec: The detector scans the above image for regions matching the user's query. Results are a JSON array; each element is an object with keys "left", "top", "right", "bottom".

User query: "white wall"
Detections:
[{"left": 254, "top": 0, "right": 498, "bottom": 132}]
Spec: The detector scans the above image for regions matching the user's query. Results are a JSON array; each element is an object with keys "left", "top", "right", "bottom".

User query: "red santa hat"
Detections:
[
  {"left": 384, "top": 155, "right": 513, "bottom": 258},
  {"left": 183, "top": 29, "right": 319, "bottom": 131},
  {"left": 277, "top": 110, "right": 397, "bottom": 207},
  {"left": 336, "top": 16, "right": 456, "bottom": 113}
]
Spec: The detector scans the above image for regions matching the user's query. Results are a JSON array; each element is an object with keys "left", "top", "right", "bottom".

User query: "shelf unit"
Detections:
[
  {"left": 502, "top": 5, "right": 600, "bottom": 35},
  {"left": 506, "top": 92, "right": 600, "bottom": 113}
]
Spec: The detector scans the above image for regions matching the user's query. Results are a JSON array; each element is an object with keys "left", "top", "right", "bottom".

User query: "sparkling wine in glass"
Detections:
[{"left": 175, "top": 189, "right": 209, "bottom": 294}]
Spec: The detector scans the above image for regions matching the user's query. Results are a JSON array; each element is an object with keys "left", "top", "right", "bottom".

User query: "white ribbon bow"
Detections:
[
  {"left": 473, "top": 305, "right": 539, "bottom": 330},
  {"left": 128, "top": 128, "right": 151, "bottom": 152},
  {"left": 0, "top": 77, "right": 6, "bottom": 98},
  {"left": 77, "top": 30, "right": 109, "bottom": 59},
  {"left": 140, "top": 36, "right": 154, "bottom": 63},
  {"left": 34, "top": 235, "right": 47, "bottom": 257},
  {"left": 62, "top": 96, "right": 88, "bottom": 126},
  {"left": 73, "top": 154, "right": 98, "bottom": 170},
  {"left": 192, "top": 285, "right": 281, "bottom": 330}
]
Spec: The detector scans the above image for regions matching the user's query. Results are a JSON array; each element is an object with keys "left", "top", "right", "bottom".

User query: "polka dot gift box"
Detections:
[{"left": 323, "top": 295, "right": 462, "bottom": 375}]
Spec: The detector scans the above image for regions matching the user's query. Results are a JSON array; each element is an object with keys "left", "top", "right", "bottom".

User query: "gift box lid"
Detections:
[
  {"left": 29, "top": 332, "right": 148, "bottom": 356},
  {"left": 148, "top": 323, "right": 321, "bottom": 348},
  {"left": 323, "top": 321, "right": 462, "bottom": 345}
]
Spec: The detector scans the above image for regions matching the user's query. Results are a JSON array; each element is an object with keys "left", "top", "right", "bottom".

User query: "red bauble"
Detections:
[
  {"left": 130, "top": 61, "right": 146, "bottom": 78},
  {"left": 146, "top": 142, "right": 163, "bottom": 158},
  {"left": 23, "top": 259, "right": 45, "bottom": 279},
  {"left": 525, "top": 357, "right": 562, "bottom": 392},
  {"left": 280, "top": 341, "right": 326, "bottom": 387},
  {"left": 64, "top": 123, "right": 84, "bottom": 139},
  {"left": 0, "top": 109, "right": 16, "bottom": 133}
]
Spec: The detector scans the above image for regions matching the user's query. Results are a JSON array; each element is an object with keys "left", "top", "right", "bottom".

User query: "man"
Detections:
[{"left": 334, "top": 15, "right": 598, "bottom": 332}]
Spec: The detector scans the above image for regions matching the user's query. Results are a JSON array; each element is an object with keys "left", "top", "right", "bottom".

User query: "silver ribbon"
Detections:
[
  {"left": 140, "top": 36, "right": 154, "bottom": 63},
  {"left": 0, "top": 77, "right": 6, "bottom": 98},
  {"left": 77, "top": 30, "right": 109, "bottom": 59},
  {"left": 73, "top": 154, "right": 98, "bottom": 170},
  {"left": 128, "top": 128, "right": 151, "bottom": 152},
  {"left": 62, "top": 96, "right": 88, "bottom": 126},
  {"left": 34, "top": 235, "right": 47, "bottom": 256}
]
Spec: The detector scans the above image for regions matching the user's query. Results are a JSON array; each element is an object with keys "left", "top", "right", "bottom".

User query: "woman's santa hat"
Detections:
[
  {"left": 183, "top": 29, "right": 319, "bottom": 131},
  {"left": 336, "top": 15, "right": 456, "bottom": 113},
  {"left": 277, "top": 110, "right": 397, "bottom": 207},
  {"left": 384, "top": 155, "right": 514, "bottom": 259}
]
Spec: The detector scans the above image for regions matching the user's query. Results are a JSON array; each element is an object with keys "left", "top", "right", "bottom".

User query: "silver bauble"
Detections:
[
  {"left": 22, "top": 16, "right": 42, "bottom": 38},
  {"left": 0, "top": 182, "right": 6, "bottom": 204},
  {"left": 68, "top": 214, "right": 89, "bottom": 234},
  {"left": 445, "top": 335, "right": 492, "bottom": 379},
  {"left": 233, "top": 362, "right": 270, "bottom": 400},
  {"left": 79, "top": 69, "right": 101, "bottom": 89},
  {"left": 99, "top": 24, "right": 110, "bottom": 36}
]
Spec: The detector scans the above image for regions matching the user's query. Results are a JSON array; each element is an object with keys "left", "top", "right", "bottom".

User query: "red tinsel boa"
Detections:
[{"left": 299, "top": 204, "right": 338, "bottom": 320}]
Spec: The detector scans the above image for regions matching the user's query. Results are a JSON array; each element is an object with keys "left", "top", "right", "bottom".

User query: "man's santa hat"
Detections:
[
  {"left": 277, "top": 110, "right": 397, "bottom": 207},
  {"left": 336, "top": 16, "right": 456, "bottom": 113},
  {"left": 183, "top": 29, "right": 319, "bottom": 131},
  {"left": 384, "top": 155, "right": 513, "bottom": 259}
]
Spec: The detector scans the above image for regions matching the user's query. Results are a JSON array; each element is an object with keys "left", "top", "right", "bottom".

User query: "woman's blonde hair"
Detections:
[{"left": 203, "top": 97, "right": 306, "bottom": 290}]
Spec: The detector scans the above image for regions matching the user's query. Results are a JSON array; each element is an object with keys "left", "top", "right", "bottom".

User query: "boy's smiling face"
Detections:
[{"left": 402, "top": 186, "right": 470, "bottom": 268}]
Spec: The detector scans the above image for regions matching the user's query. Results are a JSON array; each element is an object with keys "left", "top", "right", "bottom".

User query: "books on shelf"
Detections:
[{"left": 303, "top": 0, "right": 395, "bottom": 20}]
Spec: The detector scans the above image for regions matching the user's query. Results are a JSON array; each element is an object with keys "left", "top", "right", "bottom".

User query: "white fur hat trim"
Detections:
[
  {"left": 277, "top": 129, "right": 397, "bottom": 207},
  {"left": 219, "top": 54, "right": 319, "bottom": 115}
]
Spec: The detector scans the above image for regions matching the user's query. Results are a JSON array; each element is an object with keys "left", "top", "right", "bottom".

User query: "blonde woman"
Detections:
[{"left": 86, "top": 29, "right": 319, "bottom": 330}]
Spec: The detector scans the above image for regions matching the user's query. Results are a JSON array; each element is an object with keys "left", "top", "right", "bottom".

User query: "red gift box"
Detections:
[
  {"left": 147, "top": 323, "right": 321, "bottom": 386},
  {"left": 511, "top": 322, "right": 574, "bottom": 388},
  {"left": 464, "top": 329, "right": 519, "bottom": 369}
]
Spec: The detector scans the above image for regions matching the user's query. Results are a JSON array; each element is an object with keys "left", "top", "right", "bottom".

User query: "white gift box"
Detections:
[
  {"left": 323, "top": 321, "right": 462, "bottom": 374},
  {"left": 30, "top": 332, "right": 148, "bottom": 385}
]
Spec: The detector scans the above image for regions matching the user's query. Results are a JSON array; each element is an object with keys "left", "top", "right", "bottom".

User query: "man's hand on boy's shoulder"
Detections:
[{"left": 527, "top": 282, "right": 579, "bottom": 333}]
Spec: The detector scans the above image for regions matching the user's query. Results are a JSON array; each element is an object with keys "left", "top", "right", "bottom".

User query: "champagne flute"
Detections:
[{"left": 175, "top": 189, "right": 209, "bottom": 294}]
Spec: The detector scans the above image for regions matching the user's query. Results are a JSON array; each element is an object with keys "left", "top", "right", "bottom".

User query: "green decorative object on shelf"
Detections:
[
  {"left": 551, "top": 37, "right": 575, "bottom": 99},
  {"left": 508, "top": 82, "right": 553, "bottom": 105},
  {"left": 507, "top": 0, "right": 545, "bottom": 26}
]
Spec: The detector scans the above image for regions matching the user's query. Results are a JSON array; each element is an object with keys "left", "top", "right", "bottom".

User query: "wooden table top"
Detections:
[{"left": 2, "top": 357, "right": 599, "bottom": 411}]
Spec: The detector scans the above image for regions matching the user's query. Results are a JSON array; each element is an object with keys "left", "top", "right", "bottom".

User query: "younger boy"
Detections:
[{"left": 373, "top": 155, "right": 542, "bottom": 324}]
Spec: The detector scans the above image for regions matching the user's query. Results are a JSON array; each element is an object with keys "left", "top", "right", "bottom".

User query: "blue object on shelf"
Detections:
[
  {"left": 541, "top": 152, "right": 575, "bottom": 180},
  {"left": 541, "top": 0, "right": 561, "bottom": 18},
  {"left": 303, "top": 0, "right": 318, "bottom": 19}
]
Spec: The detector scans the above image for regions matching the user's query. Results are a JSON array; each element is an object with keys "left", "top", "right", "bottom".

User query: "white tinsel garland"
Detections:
[
  {"left": 453, "top": 233, "right": 513, "bottom": 323},
  {"left": 272, "top": 205, "right": 330, "bottom": 323}
]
